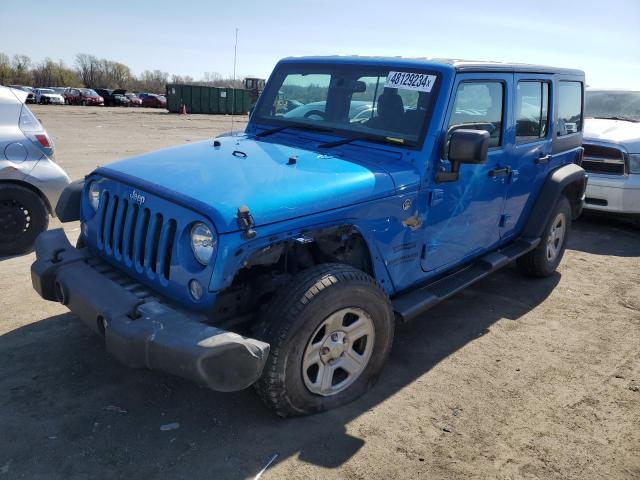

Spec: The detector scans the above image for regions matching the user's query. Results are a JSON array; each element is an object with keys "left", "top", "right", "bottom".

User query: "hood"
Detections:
[
  {"left": 97, "top": 136, "right": 413, "bottom": 233},
  {"left": 584, "top": 118, "right": 640, "bottom": 152}
]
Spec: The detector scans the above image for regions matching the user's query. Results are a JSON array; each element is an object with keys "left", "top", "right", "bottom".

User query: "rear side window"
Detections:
[
  {"left": 557, "top": 81, "right": 583, "bottom": 136},
  {"left": 448, "top": 81, "right": 504, "bottom": 148},
  {"left": 516, "top": 81, "right": 549, "bottom": 143}
]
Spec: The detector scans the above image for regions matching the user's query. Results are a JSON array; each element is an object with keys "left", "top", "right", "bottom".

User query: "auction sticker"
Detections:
[{"left": 385, "top": 72, "right": 436, "bottom": 92}]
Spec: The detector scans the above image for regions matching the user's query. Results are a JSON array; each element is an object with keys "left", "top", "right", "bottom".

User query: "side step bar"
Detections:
[{"left": 392, "top": 237, "right": 540, "bottom": 322}]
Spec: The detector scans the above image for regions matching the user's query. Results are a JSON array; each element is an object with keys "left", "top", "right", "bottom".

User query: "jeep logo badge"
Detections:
[{"left": 130, "top": 190, "right": 145, "bottom": 204}]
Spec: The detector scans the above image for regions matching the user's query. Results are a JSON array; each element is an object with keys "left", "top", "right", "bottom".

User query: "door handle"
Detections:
[
  {"left": 536, "top": 154, "right": 552, "bottom": 164},
  {"left": 488, "top": 166, "right": 511, "bottom": 177}
]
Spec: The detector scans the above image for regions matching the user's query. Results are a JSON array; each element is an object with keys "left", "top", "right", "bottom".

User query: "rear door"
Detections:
[
  {"left": 500, "top": 75, "right": 553, "bottom": 238},
  {"left": 421, "top": 73, "right": 512, "bottom": 272}
]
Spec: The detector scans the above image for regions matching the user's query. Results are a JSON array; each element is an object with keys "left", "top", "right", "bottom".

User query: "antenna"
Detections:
[{"left": 231, "top": 27, "right": 238, "bottom": 138}]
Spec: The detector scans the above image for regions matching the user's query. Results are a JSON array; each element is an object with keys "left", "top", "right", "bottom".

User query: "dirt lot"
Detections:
[{"left": 1, "top": 106, "right": 639, "bottom": 479}]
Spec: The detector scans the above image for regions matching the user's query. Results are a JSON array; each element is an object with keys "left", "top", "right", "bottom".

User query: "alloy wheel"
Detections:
[
  {"left": 546, "top": 212, "right": 566, "bottom": 262},
  {"left": 302, "top": 307, "right": 375, "bottom": 396}
]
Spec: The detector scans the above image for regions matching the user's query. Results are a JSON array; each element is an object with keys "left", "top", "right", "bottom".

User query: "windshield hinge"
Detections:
[{"left": 237, "top": 205, "right": 257, "bottom": 239}]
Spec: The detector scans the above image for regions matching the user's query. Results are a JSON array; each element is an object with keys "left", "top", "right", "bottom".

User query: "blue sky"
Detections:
[{"left": 2, "top": 0, "right": 638, "bottom": 88}]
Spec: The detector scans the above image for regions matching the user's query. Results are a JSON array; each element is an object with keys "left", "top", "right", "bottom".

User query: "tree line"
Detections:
[{"left": 0, "top": 52, "right": 245, "bottom": 93}]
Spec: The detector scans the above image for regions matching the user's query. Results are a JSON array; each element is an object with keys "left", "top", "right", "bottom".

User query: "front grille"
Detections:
[
  {"left": 582, "top": 144, "right": 626, "bottom": 175},
  {"left": 95, "top": 192, "right": 177, "bottom": 283}
]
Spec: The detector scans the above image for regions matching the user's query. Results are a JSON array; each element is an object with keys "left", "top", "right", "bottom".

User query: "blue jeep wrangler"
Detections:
[{"left": 32, "top": 57, "right": 587, "bottom": 416}]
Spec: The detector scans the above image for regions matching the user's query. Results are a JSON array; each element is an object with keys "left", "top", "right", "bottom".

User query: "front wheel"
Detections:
[
  {"left": 254, "top": 264, "right": 395, "bottom": 417},
  {"left": 517, "top": 195, "right": 572, "bottom": 277},
  {"left": 0, "top": 184, "right": 49, "bottom": 256}
]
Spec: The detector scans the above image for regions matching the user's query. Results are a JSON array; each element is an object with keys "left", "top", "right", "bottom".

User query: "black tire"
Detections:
[
  {"left": 254, "top": 263, "right": 395, "bottom": 417},
  {"left": 517, "top": 195, "right": 572, "bottom": 278},
  {"left": 0, "top": 184, "right": 49, "bottom": 256}
]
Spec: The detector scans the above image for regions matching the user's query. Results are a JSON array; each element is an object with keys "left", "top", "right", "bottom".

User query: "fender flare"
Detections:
[
  {"left": 56, "top": 179, "right": 84, "bottom": 222},
  {"left": 523, "top": 163, "right": 586, "bottom": 238}
]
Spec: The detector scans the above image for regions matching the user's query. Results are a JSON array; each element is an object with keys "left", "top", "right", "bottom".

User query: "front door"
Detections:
[{"left": 421, "top": 74, "right": 512, "bottom": 272}]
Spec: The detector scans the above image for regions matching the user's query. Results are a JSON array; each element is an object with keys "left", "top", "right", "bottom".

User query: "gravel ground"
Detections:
[{"left": 0, "top": 106, "right": 638, "bottom": 479}]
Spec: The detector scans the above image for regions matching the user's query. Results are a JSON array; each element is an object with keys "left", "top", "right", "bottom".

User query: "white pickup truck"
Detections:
[{"left": 582, "top": 89, "right": 640, "bottom": 223}]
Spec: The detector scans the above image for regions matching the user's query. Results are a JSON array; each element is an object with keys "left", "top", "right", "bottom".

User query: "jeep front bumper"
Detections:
[{"left": 31, "top": 229, "right": 270, "bottom": 392}]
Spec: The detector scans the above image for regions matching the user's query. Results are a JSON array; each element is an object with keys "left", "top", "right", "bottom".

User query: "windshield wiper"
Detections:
[
  {"left": 590, "top": 116, "right": 639, "bottom": 123},
  {"left": 255, "top": 123, "right": 334, "bottom": 138},
  {"left": 318, "top": 133, "right": 402, "bottom": 149},
  {"left": 255, "top": 125, "right": 290, "bottom": 137}
]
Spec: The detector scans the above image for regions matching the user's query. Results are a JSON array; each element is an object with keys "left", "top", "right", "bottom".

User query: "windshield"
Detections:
[
  {"left": 585, "top": 91, "right": 640, "bottom": 121},
  {"left": 40, "top": 89, "right": 55, "bottom": 94},
  {"left": 253, "top": 64, "right": 438, "bottom": 147}
]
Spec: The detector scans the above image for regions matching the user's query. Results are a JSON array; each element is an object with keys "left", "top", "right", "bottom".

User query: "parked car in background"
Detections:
[
  {"left": 113, "top": 93, "right": 131, "bottom": 106},
  {"left": 94, "top": 88, "right": 114, "bottom": 106},
  {"left": 284, "top": 100, "right": 376, "bottom": 123},
  {"left": 136, "top": 92, "right": 150, "bottom": 101},
  {"left": 95, "top": 88, "right": 133, "bottom": 107},
  {"left": 1, "top": 86, "right": 70, "bottom": 255},
  {"left": 125, "top": 92, "right": 142, "bottom": 106},
  {"left": 9, "top": 85, "right": 36, "bottom": 104},
  {"left": 64, "top": 88, "right": 104, "bottom": 106},
  {"left": 582, "top": 89, "right": 640, "bottom": 222},
  {"left": 35, "top": 57, "right": 587, "bottom": 416},
  {"left": 141, "top": 94, "right": 167, "bottom": 108},
  {"left": 33, "top": 88, "right": 65, "bottom": 105},
  {"left": 47, "top": 87, "right": 69, "bottom": 96}
]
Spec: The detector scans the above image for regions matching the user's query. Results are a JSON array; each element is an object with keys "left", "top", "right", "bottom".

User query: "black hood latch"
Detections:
[{"left": 237, "top": 205, "right": 257, "bottom": 239}]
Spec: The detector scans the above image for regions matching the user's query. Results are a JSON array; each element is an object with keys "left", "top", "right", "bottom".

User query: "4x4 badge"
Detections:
[{"left": 402, "top": 199, "right": 411, "bottom": 211}]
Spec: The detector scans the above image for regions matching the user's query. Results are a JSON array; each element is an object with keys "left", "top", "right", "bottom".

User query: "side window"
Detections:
[
  {"left": 557, "top": 81, "right": 583, "bottom": 136},
  {"left": 516, "top": 81, "right": 549, "bottom": 143},
  {"left": 448, "top": 81, "right": 504, "bottom": 148}
]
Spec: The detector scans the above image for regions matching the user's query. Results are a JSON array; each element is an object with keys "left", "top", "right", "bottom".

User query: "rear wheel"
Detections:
[
  {"left": 254, "top": 264, "right": 394, "bottom": 417},
  {"left": 0, "top": 184, "right": 49, "bottom": 256},
  {"left": 517, "top": 195, "right": 571, "bottom": 277}
]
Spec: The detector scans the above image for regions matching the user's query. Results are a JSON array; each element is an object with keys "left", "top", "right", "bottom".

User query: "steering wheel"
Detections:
[{"left": 304, "top": 109, "right": 327, "bottom": 120}]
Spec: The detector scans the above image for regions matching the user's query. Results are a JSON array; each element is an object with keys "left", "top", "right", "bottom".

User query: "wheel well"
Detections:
[
  {"left": 0, "top": 179, "right": 52, "bottom": 215},
  {"left": 561, "top": 180, "right": 584, "bottom": 219},
  {"left": 211, "top": 225, "right": 375, "bottom": 326}
]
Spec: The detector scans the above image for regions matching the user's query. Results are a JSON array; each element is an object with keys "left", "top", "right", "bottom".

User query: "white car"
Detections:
[
  {"left": 33, "top": 88, "right": 65, "bottom": 105},
  {"left": 0, "top": 86, "right": 70, "bottom": 255},
  {"left": 582, "top": 89, "right": 640, "bottom": 223}
]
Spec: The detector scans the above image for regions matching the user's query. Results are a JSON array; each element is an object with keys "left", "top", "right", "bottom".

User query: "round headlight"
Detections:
[
  {"left": 88, "top": 181, "right": 100, "bottom": 211},
  {"left": 190, "top": 222, "right": 216, "bottom": 265}
]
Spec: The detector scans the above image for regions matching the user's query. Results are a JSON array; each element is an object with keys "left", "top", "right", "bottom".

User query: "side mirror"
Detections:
[{"left": 436, "top": 129, "right": 490, "bottom": 183}]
